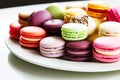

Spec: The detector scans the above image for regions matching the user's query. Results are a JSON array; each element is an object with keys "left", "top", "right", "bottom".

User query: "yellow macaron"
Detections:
[
  {"left": 87, "top": 1, "right": 110, "bottom": 18},
  {"left": 64, "top": 8, "right": 87, "bottom": 23}
]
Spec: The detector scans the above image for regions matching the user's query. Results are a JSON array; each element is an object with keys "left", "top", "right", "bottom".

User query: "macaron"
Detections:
[
  {"left": 61, "top": 23, "right": 88, "bottom": 41},
  {"left": 9, "top": 21, "right": 23, "bottom": 39},
  {"left": 98, "top": 21, "right": 120, "bottom": 37},
  {"left": 18, "top": 10, "right": 33, "bottom": 26},
  {"left": 64, "top": 8, "right": 87, "bottom": 23},
  {"left": 19, "top": 26, "right": 46, "bottom": 48},
  {"left": 87, "top": 1, "right": 110, "bottom": 18},
  {"left": 28, "top": 10, "right": 52, "bottom": 26},
  {"left": 39, "top": 36, "right": 65, "bottom": 57},
  {"left": 107, "top": 6, "right": 120, "bottom": 22},
  {"left": 63, "top": 40, "right": 92, "bottom": 61},
  {"left": 43, "top": 19, "right": 64, "bottom": 36},
  {"left": 93, "top": 37, "right": 120, "bottom": 62},
  {"left": 69, "top": 15, "right": 96, "bottom": 35},
  {"left": 46, "top": 3, "right": 65, "bottom": 20}
]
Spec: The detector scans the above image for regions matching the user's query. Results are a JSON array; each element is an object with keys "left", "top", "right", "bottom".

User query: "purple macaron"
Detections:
[
  {"left": 43, "top": 19, "right": 64, "bottom": 36},
  {"left": 63, "top": 40, "right": 92, "bottom": 61},
  {"left": 28, "top": 10, "right": 53, "bottom": 26}
]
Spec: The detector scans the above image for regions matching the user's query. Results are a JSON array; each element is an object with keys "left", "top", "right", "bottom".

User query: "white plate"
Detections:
[
  {"left": 5, "top": 1, "right": 120, "bottom": 72},
  {"left": 5, "top": 35, "right": 120, "bottom": 72}
]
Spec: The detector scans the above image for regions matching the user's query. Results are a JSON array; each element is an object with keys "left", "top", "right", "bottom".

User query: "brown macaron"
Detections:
[{"left": 18, "top": 10, "right": 33, "bottom": 26}]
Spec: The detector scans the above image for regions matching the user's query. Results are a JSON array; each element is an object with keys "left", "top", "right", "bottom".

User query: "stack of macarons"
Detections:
[{"left": 8, "top": 1, "right": 120, "bottom": 63}]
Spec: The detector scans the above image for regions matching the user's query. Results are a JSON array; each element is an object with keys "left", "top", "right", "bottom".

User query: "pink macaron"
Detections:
[
  {"left": 93, "top": 36, "right": 120, "bottom": 62},
  {"left": 39, "top": 36, "right": 65, "bottom": 57},
  {"left": 107, "top": 6, "right": 120, "bottom": 22}
]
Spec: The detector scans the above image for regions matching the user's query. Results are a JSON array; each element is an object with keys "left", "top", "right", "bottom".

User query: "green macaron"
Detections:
[
  {"left": 46, "top": 3, "right": 65, "bottom": 20},
  {"left": 61, "top": 23, "right": 88, "bottom": 41}
]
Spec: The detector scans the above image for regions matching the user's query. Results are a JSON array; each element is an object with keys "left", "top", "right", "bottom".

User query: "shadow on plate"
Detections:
[{"left": 8, "top": 52, "right": 120, "bottom": 80}]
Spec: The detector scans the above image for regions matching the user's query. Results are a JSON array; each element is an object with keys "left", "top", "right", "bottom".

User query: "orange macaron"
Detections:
[
  {"left": 87, "top": 1, "right": 110, "bottom": 18},
  {"left": 19, "top": 26, "right": 46, "bottom": 48}
]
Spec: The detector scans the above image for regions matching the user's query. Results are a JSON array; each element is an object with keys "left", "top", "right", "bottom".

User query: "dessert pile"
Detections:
[{"left": 9, "top": 1, "right": 120, "bottom": 63}]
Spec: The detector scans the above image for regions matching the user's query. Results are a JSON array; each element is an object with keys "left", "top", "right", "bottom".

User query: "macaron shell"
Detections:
[
  {"left": 93, "top": 50, "right": 120, "bottom": 63},
  {"left": 88, "top": 1, "right": 110, "bottom": 10},
  {"left": 20, "top": 26, "right": 46, "bottom": 39},
  {"left": 10, "top": 21, "right": 22, "bottom": 31},
  {"left": 66, "top": 49, "right": 91, "bottom": 57},
  {"left": 66, "top": 40, "right": 92, "bottom": 50},
  {"left": 19, "top": 37, "right": 39, "bottom": 48},
  {"left": 40, "top": 36, "right": 65, "bottom": 47},
  {"left": 43, "top": 19, "right": 64, "bottom": 30},
  {"left": 87, "top": 10, "right": 107, "bottom": 18},
  {"left": 63, "top": 55, "right": 90, "bottom": 62},
  {"left": 93, "top": 37, "right": 120, "bottom": 49},
  {"left": 18, "top": 10, "right": 33, "bottom": 19}
]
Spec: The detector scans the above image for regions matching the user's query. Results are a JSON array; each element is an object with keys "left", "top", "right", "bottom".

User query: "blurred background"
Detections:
[{"left": 0, "top": 0, "right": 87, "bottom": 8}]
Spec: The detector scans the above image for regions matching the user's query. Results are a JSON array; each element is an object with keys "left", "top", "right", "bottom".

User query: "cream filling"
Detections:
[
  {"left": 95, "top": 49, "right": 120, "bottom": 56},
  {"left": 98, "top": 31, "right": 120, "bottom": 37},
  {"left": 21, "top": 36, "right": 41, "bottom": 41}
]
